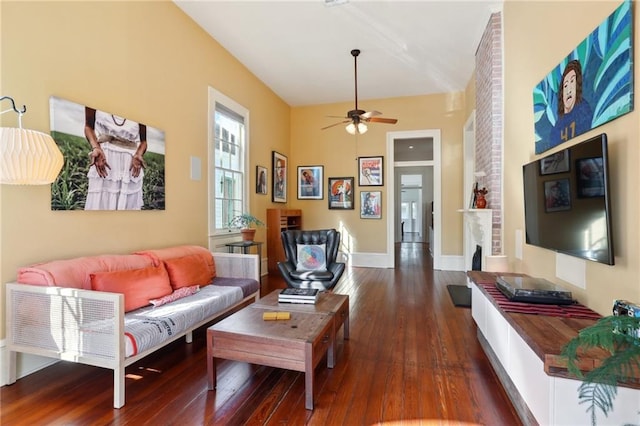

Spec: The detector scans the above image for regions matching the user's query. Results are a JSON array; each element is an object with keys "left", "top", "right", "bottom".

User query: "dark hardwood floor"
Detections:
[{"left": 1, "top": 243, "right": 521, "bottom": 425}]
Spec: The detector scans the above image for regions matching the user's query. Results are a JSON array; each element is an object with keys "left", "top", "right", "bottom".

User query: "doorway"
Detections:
[
  {"left": 386, "top": 129, "right": 441, "bottom": 269},
  {"left": 400, "top": 175, "right": 423, "bottom": 242}
]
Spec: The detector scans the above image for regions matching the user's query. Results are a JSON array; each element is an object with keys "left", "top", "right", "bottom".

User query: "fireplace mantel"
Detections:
[{"left": 458, "top": 209, "right": 492, "bottom": 285}]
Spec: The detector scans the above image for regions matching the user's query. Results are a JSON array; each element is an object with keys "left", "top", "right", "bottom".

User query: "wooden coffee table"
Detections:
[
  {"left": 255, "top": 290, "right": 350, "bottom": 365},
  {"left": 207, "top": 304, "right": 335, "bottom": 410}
]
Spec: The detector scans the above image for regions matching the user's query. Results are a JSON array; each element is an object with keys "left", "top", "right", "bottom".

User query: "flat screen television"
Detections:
[{"left": 522, "top": 133, "right": 614, "bottom": 265}]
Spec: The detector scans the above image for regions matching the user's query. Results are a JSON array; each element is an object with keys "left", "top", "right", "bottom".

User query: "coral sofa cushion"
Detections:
[
  {"left": 135, "top": 245, "right": 216, "bottom": 288},
  {"left": 90, "top": 264, "right": 173, "bottom": 312},
  {"left": 163, "top": 254, "right": 215, "bottom": 289},
  {"left": 18, "top": 254, "right": 155, "bottom": 290}
]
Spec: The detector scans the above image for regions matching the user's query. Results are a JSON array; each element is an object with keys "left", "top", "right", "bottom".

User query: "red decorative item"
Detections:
[
  {"left": 476, "top": 194, "right": 487, "bottom": 209},
  {"left": 474, "top": 187, "right": 488, "bottom": 209}
]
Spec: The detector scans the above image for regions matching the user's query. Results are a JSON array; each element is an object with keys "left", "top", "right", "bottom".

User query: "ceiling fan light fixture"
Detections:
[
  {"left": 346, "top": 122, "right": 367, "bottom": 135},
  {"left": 322, "top": 49, "right": 397, "bottom": 133}
]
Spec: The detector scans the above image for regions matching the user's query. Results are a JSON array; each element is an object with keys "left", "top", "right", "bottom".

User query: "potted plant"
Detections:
[
  {"left": 228, "top": 213, "right": 264, "bottom": 241},
  {"left": 561, "top": 314, "right": 640, "bottom": 425}
]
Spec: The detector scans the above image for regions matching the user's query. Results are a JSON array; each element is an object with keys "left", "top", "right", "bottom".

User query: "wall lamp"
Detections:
[{"left": 0, "top": 96, "right": 63, "bottom": 185}]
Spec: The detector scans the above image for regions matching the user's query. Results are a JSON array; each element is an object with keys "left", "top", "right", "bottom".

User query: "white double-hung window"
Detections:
[{"left": 208, "top": 88, "right": 249, "bottom": 236}]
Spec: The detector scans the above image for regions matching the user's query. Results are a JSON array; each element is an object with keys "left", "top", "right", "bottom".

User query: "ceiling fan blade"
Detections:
[
  {"left": 368, "top": 117, "right": 398, "bottom": 124},
  {"left": 361, "top": 110, "right": 382, "bottom": 119},
  {"left": 321, "top": 120, "right": 350, "bottom": 130},
  {"left": 326, "top": 115, "right": 349, "bottom": 119}
]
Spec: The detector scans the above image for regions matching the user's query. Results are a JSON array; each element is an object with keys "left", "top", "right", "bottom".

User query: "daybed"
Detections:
[{"left": 4, "top": 245, "right": 260, "bottom": 408}]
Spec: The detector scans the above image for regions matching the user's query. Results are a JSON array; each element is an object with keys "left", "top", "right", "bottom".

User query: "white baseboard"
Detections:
[
  {"left": 439, "top": 255, "right": 465, "bottom": 271},
  {"left": 0, "top": 339, "right": 5, "bottom": 386},
  {"left": 350, "top": 252, "right": 393, "bottom": 268},
  {"left": 348, "top": 253, "right": 464, "bottom": 270},
  {"left": 0, "top": 340, "right": 57, "bottom": 387}
]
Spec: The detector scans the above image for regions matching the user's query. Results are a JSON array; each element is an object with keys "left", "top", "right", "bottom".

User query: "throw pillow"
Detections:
[
  {"left": 296, "top": 244, "right": 327, "bottom": 271},
  {"left": 90, "top": 264, "right": 173, "bottom": 312},
  {"left": 163, "top": 253, "right": 215, "bottom": 290},
  {"left": 149, "top": 285, "right": 200, "bottom": 307}
]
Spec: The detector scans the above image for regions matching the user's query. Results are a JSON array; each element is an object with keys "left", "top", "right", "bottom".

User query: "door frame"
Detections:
[
  {"left": 463, "top": 110, "right": 476, "bottom": 209},
  {"left": 386, "top": 129, "right": 441, "bottom": 269}
]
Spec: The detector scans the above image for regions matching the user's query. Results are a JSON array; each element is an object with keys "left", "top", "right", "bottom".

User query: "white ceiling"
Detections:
[{"left": 174, "top": 0, "right": 502, "bottom": 107}]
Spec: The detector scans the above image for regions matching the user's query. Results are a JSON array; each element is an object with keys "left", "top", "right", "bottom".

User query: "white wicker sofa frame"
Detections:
[{"left": 4, "top": 251, "right": 259, "bottom": 409}]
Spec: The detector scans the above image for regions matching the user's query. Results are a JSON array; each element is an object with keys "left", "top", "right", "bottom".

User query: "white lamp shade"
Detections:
[
  {"left": 0, "top": 128, "right": 64, "bottom": 185},
  {"left": 346, "top": 122, "right": 368, "bottom": 135},
  {"left": 484, "top": 255, "right": 509, "bottom": 273}
]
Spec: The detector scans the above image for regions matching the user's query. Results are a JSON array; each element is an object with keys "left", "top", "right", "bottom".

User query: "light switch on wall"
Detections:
[{"left": 190, "top": 156, "right": 201, "bottom": 181}]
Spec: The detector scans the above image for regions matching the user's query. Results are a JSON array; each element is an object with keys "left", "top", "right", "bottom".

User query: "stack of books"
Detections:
[{"left": 278, "top": 288, "right": 319, "bottom": 304}]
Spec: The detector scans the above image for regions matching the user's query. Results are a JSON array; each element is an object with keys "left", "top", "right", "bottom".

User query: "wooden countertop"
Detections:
[{"left": 467, "top": 271, "right": 640, "bottom": 388}]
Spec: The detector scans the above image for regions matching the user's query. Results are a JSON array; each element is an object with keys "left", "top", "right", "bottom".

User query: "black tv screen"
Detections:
[{"left": 523, "top": 133, "right": 614, "bottom": 265}]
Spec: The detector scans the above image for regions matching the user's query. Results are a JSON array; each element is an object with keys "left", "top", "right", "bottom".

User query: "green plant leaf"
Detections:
[{"left": 561, "top": 315, "right": 640, "bottom": 424}]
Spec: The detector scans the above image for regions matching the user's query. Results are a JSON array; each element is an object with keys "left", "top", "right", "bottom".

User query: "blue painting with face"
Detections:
[{"left": 533, "top": 0, "right": 633, "bottom": 154}]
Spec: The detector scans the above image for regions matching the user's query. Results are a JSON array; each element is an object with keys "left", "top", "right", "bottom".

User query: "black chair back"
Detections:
[{"left": 281, "top": 229, "right": 340, "bottom": 265}]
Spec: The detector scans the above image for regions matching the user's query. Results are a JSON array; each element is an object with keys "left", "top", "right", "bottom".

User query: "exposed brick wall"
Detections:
[{"left": 475, "top": 12, "right": 503, "bottom": 255}]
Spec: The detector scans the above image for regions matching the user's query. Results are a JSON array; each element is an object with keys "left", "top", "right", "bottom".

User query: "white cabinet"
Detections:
[{"left": 472, "top": 281, "right": 640, "bottom": 426}]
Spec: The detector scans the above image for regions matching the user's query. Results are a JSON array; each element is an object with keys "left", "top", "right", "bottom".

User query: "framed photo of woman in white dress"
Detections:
[{"left": 49, "top": 96, "right": 165, "bottom": 211}]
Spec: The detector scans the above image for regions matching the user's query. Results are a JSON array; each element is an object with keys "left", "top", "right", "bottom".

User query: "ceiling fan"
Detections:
[{"left": 322, "top": 49, "right": 398, "bottom": 135}]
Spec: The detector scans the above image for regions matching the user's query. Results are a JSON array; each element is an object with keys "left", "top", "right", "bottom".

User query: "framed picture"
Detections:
[
  {"left": 544, "top": 178, "right": 571, "bottom": 212},
  {"left": 297, "top": 165, "right": 323, "bottom": 200},
  {"left": 540, "top": 149, "right": 570, "bottom": 175},
  {"left": 532, "top": 1, "right": 632, "bottom": 154},
  {"left": 272, "top": 151, "right": 287, "bottom": 203},
  {"left": 328, "top": 177, "right": 354, "bottom": 210},
  {"left": 358, "top": 156, "right": 383, "bottom": 186},
  {"left": 360, "top": 191, "right": 382, "bottom": 219},
  {"left": 256, "top": 165, "right": 268, "bottom": 195},
  {"left": 576, "top": 157, "right": 605, "bottom": 198},
  {"left": 49, "top": 96, "right": 166, "bottom": 211}
]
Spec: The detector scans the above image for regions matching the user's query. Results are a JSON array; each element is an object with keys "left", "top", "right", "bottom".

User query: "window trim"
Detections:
[{"left": 208, "top": 87, "right": 250, "bottom": 237}]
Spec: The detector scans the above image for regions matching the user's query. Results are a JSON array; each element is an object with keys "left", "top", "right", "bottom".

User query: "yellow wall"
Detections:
[
  {"left": 290, "top": 94, "right": 466, "bottom": 254},
  {"left": 503, "top": 0, "right": 640, "bottom": 314},
  {"left": 464, "top": 71, "right": 476, "bottom": 120},
  {"left": 0, "top": 1, "right": 290, "bottom": 338}
]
